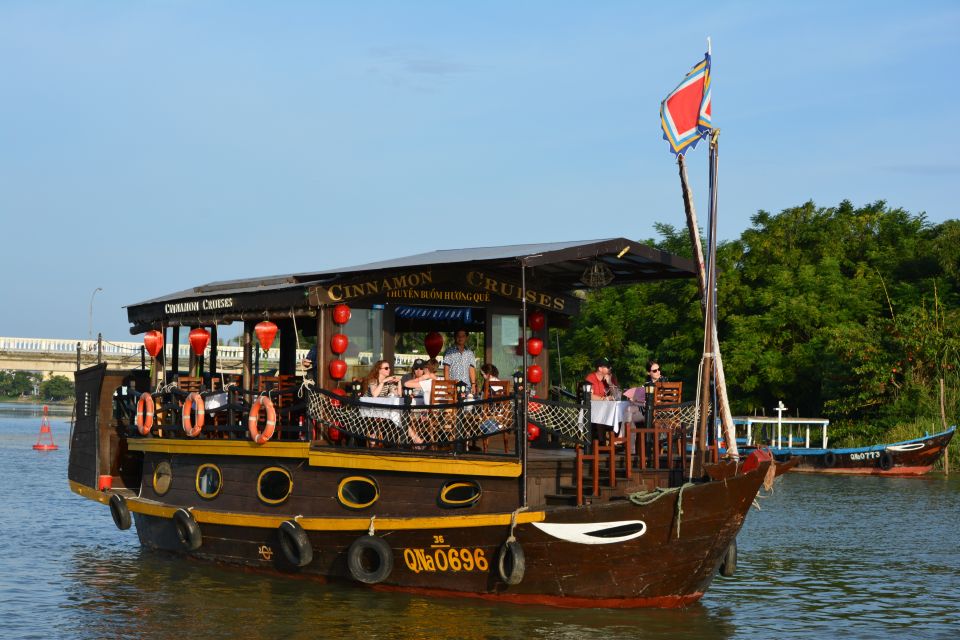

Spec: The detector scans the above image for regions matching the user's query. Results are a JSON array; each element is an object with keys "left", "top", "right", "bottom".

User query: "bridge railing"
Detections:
[{"left": 0, "top": 336, "right": 307, "bottom": 361}]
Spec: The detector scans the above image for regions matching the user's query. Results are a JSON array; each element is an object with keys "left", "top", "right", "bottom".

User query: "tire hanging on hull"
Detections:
[
  {"left": 878, "top": 450, "right": 894, "bottom": 471},
  {"left": 279, "top": 520, "right": 313, "bottom": 568},
  {"left": 174, "top": 508, "right": 202, "bottom": 551},
  {"left": 347, "top": 535, "right": 393, "bottom": 584},
  {"left": 497, "top": 540, "right": 525, "bottom": 585},
  {"left": 719, "top": 538, "right": 737, "bottom": 577},
  {"left": 109, "top": 493, "right": 131, "bottom": 531}
]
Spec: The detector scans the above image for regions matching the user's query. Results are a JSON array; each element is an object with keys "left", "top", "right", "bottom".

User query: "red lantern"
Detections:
[
  {"left": 330, "top": 333, "right": 349, "bottom": 355},
  {"left": 527, "top": 364, "right": 543, "bottom": 384},
  {"left": 528, "top": 310, "right": 546, "bottom": 332},
  {"left": 332, "top": 304, "right": 352, "bottom": 325},
  {"left": 527, "top": 337, "right": 543, "bottom": 356},
  {"left": 527, "top": 423, "right": 541, "bottom": 441},
  {"left": 254, "top": 321, "right": 278, "bottom": 352},
  {"left": 329, "top": 359, "right": 347, "bottom": 380},
  {"left": 188, "top": 328, "right": 210, "bottom": 356},
  {"left": 143, "top": 330, "right": 164, "bottom": 358},
  {"left": 328, "top": 425, "right": 342, "bottom": 442},
  {"left": 331, "top": 387, "right": 347, "bottom": 408},
  {"left": 424, "top": 332, "right": 444, "bottom": 359}
]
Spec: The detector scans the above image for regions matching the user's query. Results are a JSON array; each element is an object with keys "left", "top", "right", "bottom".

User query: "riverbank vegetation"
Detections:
[{"left": 557, "top": 200, "right": 959, "bottom": 467}]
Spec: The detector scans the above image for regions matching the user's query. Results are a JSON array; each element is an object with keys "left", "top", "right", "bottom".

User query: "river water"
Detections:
[{"left": 1, "top": 404, "right": 958, "bottom": 640}]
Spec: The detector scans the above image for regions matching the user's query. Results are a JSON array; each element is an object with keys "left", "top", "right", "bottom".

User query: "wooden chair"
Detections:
[
  {"left": 429, "top": 379, "right": 461, "bottom": 445},
  {"left": 176, "top": 376, "right": 203, "bottom": 393},
  {"left": 481, "top": 380, "right": 513, "bottom": 453},
  {"left": 636, "top": 381, "right": 684, "bottom": 470}
]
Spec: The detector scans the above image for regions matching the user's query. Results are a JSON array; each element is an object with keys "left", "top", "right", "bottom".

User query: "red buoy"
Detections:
[{"left": 33, "top": 405, "right": 58, "bottom": 451}]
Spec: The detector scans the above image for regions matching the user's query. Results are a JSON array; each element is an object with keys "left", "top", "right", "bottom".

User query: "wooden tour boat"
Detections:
[
  {"left": 68, "top": 238, "right": 774, "bottom": 608},
  {"left": 733, "top": 410, "right": 955, "bottom": 476}
]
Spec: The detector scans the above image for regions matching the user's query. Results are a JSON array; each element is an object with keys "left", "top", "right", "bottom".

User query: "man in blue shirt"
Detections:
[{"left": 442, "top": 328, "right": 477, "bottom": 395}]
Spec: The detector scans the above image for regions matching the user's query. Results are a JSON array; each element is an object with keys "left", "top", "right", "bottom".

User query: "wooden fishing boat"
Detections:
[
  {"left": 733, "top": 414, "right": 955, "bottom": 476},
  {"left": 68, "top": 239, "right": 772, "bottom": 608}
]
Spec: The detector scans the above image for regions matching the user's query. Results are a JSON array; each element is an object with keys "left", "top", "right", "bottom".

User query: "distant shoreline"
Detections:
[{"left": 0, "top": 397, "right": 72, "bottom": 406}]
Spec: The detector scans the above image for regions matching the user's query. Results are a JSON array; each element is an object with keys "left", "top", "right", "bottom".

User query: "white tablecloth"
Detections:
[
  {"left": 358, "top": 396, "right": 426, "bottom": 424},
  {"left": 590, "top": 400, "right": 632, "bottom": 435}
]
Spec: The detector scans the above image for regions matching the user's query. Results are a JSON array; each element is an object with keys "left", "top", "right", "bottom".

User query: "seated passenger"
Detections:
[
  {"left": 585, "top": 357, "right": 619, "bottom": 400},
  {"left": 401, "top": 358, "right": 436, "bottom": 396},
  {"left": 480, "top": 363, "right": 501, "bottom": 396},
  {"left": 363, "top": 360, "right": 401, "bottom": 397}
]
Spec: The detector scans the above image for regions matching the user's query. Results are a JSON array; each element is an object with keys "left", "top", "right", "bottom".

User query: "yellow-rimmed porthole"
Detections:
[
  {"left": 153, "top": 460, "right": 173, "bottom": 496},
  {"left": 438, "top": 480, "right": 482, "bottom": 508},
  {"left": 258, "top": 466, "right": 293, "bottom": 505},
  {"left": 337, "top": 476, "right": 379, "bottom": 510},
  {"left": 195, "top": 463, "right": 222, "bottom": 499}
]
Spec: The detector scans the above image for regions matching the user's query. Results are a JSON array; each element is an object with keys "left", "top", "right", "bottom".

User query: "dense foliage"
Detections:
[
  {"left": 0, "top": 370, "right": 40, "bottom": 398},
  {"left": 40, "top": 375, "right": 74, "bottom": 401},
  {"left": 556, "top": 201, "right": 959, "bottom": 454}
]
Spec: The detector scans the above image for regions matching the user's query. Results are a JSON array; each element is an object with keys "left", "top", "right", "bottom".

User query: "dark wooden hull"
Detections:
[
  {"left": 113, "top": 460, "right": 766, "bottom": 608},
  {"left": 762, "top": 428, "right": 955, "bottom": 476}
]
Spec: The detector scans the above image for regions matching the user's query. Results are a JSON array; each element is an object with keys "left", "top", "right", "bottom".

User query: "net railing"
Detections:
[
  {"left": 526, "top": 396, "right": 591, "bottom": 446},
  {"left": 306, "top": 388, "right": 518, "bottom": 451}
]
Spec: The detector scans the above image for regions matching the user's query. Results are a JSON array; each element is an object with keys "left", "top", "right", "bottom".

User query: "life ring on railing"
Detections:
[
  {"left": 181, "top": 392, "right": 205, "bottom": 437},
  {"left": 497, "top": 539, "right": 525, "bottom": 585},
  {"left": 347, "top": 535, "right": 393, "bottom": 584},
  {"left": 878, "top": 450, "right": 894, "bottom": 471},
  {"left": 248, "top": 396, "right": 277, "bottom": 444},
  {"left": 279, "top": 520, "right": 313, "bottom": 567},
  {"left": 135, "top": 392, "right": 155, "bottom": 436}
]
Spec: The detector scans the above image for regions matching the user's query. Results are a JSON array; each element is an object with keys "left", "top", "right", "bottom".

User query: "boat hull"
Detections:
[
  {"left": 762, "top": 428, "right": 955, "bottom": 476},
  {"left": 110, "top": 462, "right": 767, "bottom": 608}
]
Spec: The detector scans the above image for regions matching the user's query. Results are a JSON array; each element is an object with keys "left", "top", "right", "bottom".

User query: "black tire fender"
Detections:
[
  {"left": 822, "top": 452, "right": 837, "bottom": 468},
  {"left": 173, "top": 508, "right": 202, "bottom": 551},
  {"left": 497, "top": 540, "right": 525, "bottom": 586},
  {"left": 719, "top": 538, "right": 737, "bottom": 577},
  {"left": 279, "top": 520, "right": 313, "bottom": 568},
  {"left": 347, "top": 535, "right": 393, "bottom": 584},
  {"left": 878, "top": 450, "right": 894, "bottom": 471},
  {"left": 109, "top": 493, "right": 131, "bottom": 531}
]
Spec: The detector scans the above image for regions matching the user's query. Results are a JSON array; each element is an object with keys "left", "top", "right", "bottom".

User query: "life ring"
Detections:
[
  {"left": 173, "top": 508, "right": 202, "bottom": 551},
  {"left": 347, "top": 535, "right": 393, "bottom": 584},
  {"left": 822, "top": 452, "right": 837, "bottom": 468},
  {"left": 181, "top": 392, "right": 205, "bottom": 437},
  {"left": 109, "top": 493, "right": 132, "bottom": 531},
  {"left": 248, "top": 396, "right": 277, "bottom": 444},
  {"left": 135, "top": 393, "right": 154, "bottom": 436},
  {"left": 719, "top": 538, "right": 737, "bottom": 577},
  {"left": 279, "top": 520, "right": 313, "bottom": 568},
  {"left": 497, "top": 540, "right": 525, "bottom": 585},
  {"left": 878, "top": 450, "right": 894, "bottom": 471}
]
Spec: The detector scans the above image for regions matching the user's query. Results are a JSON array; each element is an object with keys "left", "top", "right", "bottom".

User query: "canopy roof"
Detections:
[{"left": 126, "top": 238, "right": 695, "bottom": 333}]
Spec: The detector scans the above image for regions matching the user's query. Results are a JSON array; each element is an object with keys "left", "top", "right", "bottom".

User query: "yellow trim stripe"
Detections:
[
  {"left": 308, "top": 449, "right": 522, "bottom": 478},
  {"left": 127, "top": 439, "right": 310, "bottom": 458},
  {"left": 69, "top": 481, "right": 544, "bottom": 531}
]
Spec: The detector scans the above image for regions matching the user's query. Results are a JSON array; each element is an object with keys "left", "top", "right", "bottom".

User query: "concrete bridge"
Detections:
[{"left": 0, "top": 336, "right": 299, "bottom": 381}]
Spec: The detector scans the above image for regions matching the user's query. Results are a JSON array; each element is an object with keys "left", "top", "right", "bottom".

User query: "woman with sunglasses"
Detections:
[
  {"left": 646, "top": 361, "right": 665, "bottom": 384},
  {"left": 363, "top": 360, "right": 402, "bottom": 397}
]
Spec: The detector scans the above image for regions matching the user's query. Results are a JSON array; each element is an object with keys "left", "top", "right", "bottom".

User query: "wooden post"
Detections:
[
  {"left": 941, "top": 378, "right": 950, "bottom": 475},
  {"left": 242, "top": 321, "right": 254, "bottom": 400},
  {"left": 171, "top": 326, "right": 180, "bottom": 379},
  {"left": 209, "top": 325, "right": 218, "bottom": 376},
  {"left": 677, "top": 152, "right": 738, "bottom": 457},
  {"left": 278, "top": 318, "right": 296, "bottom": 375}
]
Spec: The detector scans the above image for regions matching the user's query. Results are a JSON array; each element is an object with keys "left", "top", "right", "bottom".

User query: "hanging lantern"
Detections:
[
  {"left": 328, "top": 425, "right": 342, "bottom": 443},
  {"left": 330, "top": 387, "right": 347, "bottom": 408},
  {"left": 330, "top": 333, "right": 349, "bottom": 355},
  {"left": 143, "top": 330, "right": 164, "bottom": 358},
  {"left": 329, "top": 359, "right": 347, "bottom": 380},
  {"left": 424, "top": 332, "right": 444, "bottom": 359},
  {"left": 254, "top": 321, "right": 278, "bottom": 352},
  {"left": 527, "top": 337, "right": 543, "bottom": 356},
  {"left": 527, "top": 423, "right": 541, "bottom": 441},
  {"left": 528, "top": 310, "right": 546, "bottom": 332},
  {"left": 527, "top": 364, "right": 543, "bottom": 384},
  {"left": 332, "top": 304, "right": 352, "bottom": 325},
  {"left": 188, "top": 328, "right": 210, "bottom": 356}
]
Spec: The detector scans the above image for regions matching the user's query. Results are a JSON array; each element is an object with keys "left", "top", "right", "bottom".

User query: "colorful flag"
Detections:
[{"left": 660, "top": 53, "right": 712, "bottom": 155}]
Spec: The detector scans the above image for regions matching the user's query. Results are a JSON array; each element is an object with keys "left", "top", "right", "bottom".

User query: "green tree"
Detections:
[{"left": 40, "top": 375, "right": 74, "bottom": 401}]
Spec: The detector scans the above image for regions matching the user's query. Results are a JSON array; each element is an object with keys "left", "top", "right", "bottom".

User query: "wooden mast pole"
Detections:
[{"left": 677, "top": 153, "right": 738, "bottom": 458}]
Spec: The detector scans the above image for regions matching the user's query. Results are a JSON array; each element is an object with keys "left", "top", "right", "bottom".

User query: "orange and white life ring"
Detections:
[
  {"left": 248, "top": 396, "right": 276, "bottom": 444},
  {"left": 135, "top": 392, "right": 155, "bottom": 436},
  {"left": 182, "top": 392, "right": 205, "bottom": 437}
]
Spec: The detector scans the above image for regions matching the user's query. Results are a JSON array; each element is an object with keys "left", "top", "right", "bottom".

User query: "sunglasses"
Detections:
[
  {"left": 650, "top": 368, "right": 660, "bottom": 373},
  {"left": 381, "top": 366, "right": 391, "bottom": 370}
]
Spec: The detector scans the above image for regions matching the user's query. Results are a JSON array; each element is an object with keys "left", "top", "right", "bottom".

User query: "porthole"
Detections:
[
  {"left": 337, "top": 476, "right": 379, "bottom": 510},
  {"left": 195, "top": 463, "right": 222, "bottom": 499},
  {"left": 438, "top": 480, "right": 482, "bottom": 509},
  {"left": 258, "top": 467, "right": 293, "bottom": 505},
  {"left": 153, "top": 460, "right": 173, "bottom": 496}
]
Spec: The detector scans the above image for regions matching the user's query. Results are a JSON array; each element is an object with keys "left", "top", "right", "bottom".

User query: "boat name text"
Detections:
[
  {"left": 849, "top": 451, "right": 881, "bottom": 461},
  {"left": 328, "top": 271, "right": 434, "bottom": 302},
  {"left": 467, "top": 271, "right": 566, "bottom": 311},
  {"left": 164, "top": 297, "right": 234, "bottom": 315}
]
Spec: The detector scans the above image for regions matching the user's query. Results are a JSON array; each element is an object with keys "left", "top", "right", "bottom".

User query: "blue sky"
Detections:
[{"left": 2, "top": 1, "right": 958, "bottom": 341}]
